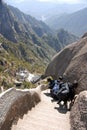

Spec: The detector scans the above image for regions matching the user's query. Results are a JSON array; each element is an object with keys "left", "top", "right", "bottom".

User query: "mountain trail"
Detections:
[{"left": 11, "top": 90, "right": 70, "bottom": 130}]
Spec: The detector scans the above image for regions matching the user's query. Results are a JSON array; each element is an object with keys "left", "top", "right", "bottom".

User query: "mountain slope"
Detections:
[
  {"left": 0, "top": 1, "right": 78, "bottom": 74},
  {"left": 46, "top": 7, "right": 87, "bottom": 36},
  {"left": 0, "top": 35, "right": 55, "bottom": 73},
  {"left": 0, "top": 2, "right": 51, "bottom": 42},
  {"left": 0, "top": 1, "right": 57, "bottom": 65},
  {"left": 42, "top": 29, "right": 78, "bottom": 51},
  {"left": 0, "top": 34, "right": 50, "bottom": 89}
]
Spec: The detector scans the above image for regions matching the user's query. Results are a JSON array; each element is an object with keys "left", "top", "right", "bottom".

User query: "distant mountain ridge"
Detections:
[
  {"left": 8, "top": 0, "right": 87, "bottom": 21},
  {"left": 46, "top": 7, "right": 87, "bottom": 36}
]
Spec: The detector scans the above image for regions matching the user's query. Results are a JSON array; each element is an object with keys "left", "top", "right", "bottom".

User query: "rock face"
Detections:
[
  {"left": 70, "top": 91, "right": 87, "bottom": 130},
  {"left": 45, "top": 35, "right": 87, "bottom": 93}
]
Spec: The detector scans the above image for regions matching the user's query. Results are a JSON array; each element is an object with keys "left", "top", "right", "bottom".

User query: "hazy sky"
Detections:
[
  {"left": 5, "top": 0, "right": 87, "bottom": 4},
  {"left": 38, "top": 0, "right": 86, "bottom": 4},
  {"left": 5, "top": 0, "right": 87, "bottom": 20}
]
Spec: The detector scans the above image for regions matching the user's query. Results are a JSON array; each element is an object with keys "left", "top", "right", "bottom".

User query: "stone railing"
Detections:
[{"left": 0, "top": 84, "right": 46, "bottom": 130}]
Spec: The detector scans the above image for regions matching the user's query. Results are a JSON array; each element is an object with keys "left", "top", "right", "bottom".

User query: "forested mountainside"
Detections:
[{"left": 46, "top": 7, "right": 87, "bottom": 36}]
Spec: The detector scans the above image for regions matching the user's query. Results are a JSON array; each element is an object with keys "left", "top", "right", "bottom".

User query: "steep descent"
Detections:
[{"left": 11, "top": 90, "right": 70, "bottom": 130}]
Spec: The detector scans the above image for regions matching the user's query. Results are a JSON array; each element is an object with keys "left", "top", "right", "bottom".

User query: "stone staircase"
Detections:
[{"left": 11, "top": 90, "right": 70, "bottom": 130}]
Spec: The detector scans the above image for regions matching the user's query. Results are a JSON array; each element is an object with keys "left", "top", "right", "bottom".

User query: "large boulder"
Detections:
[
  {"left": 70, "top": 91, "right": 87, "bottom": 130},
  {"left": 45, "top": 35, "right": 87, "bottom": 93}
]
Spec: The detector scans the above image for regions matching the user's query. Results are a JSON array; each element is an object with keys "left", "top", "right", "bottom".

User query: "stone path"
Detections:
[{"left": 11, "top": 90, "right": 70, "bottom": 130}]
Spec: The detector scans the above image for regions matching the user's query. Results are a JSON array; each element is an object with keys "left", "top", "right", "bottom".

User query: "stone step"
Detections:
[
  {"left": 11, "top": 90, "right": 70, "bottom": 130},
  {"left": 12, "top": 122, "right": 63, "bottom": 130},
  {"left": 23, "top": 108, "right": 69, "bottom": 120}
]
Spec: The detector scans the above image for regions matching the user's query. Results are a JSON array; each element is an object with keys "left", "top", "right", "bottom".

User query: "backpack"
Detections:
[{"left": 49, "top": 80, "right": 55, "bottom": 89}]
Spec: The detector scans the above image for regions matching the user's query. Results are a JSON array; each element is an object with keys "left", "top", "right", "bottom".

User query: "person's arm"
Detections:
[{"left": 56, "top": 87, "right": 64, "bottom": 95}]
